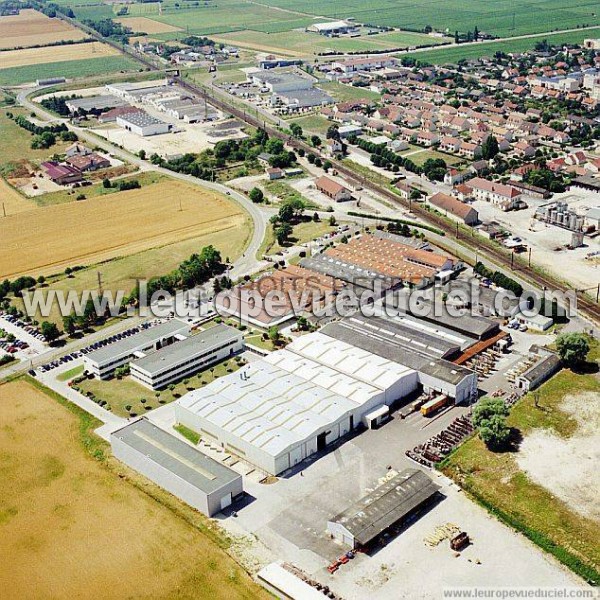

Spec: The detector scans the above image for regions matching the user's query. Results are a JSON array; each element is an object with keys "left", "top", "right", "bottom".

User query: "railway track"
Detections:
[{"left": 39, "top": 10, "right": 600, "bottom": 324}]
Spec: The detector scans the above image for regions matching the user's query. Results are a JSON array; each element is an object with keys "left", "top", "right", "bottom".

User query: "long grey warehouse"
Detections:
[{"left": 110, "top": 418, "right": 243, "bottom": 517}]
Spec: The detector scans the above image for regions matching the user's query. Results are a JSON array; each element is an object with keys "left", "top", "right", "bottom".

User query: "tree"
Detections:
[
  {"left": 313, "top": 211, "right": 320, "bottom": 222},
  {"left": 249, "top": 187, "right": 264, "bottom": 203},
  {"left": 556, "top": 333, "right": 589, "bottom": 367},
  {"left": 478, "top": 414, "right": 511, "bottom": 449},
  {"left": 472, "top": 397, "right": 509, "bottom": 428},
  {"left": 36, "top": 275, "right": 46, "bottom": 286},
  {"left": 40, "top": 321, "right": 60, "bottom": 343},
  {"left": 481, "top": 135, "right": 500, "bottom": 160},
  {"left": 138, "top": 149, "right": 146, "bottom": 160},
  {"left": 289, "top": 122, "right": 303, "bottom": 138},
  {"left": 323, "top": 160, "right": 332, "bottom": 172},
  {"left": 62, "top": 314, "right": 77, "bottom": 336},
  {"left": 329, "top": 215, "right": 336, "bottom": 226},
  {"left": 296, "top": 316, "right": 310, "bottom": 331},
  {"left": 268, "top": 326, "right": 281, "bottom": 343},
  {"left": 275, "top": 222, "right": 292, "bottom": 245},
  {"left": 310, "top": 135, "right": 322, "bottom": 148},
  {"left": 102, "top": 177, "right": 112, "bottom": 189}
]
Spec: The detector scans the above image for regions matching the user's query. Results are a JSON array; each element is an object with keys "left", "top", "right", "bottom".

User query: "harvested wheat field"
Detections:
[
  {"left": 0, "top": 41, "right": 119, "bottom": 70},
  {"left": 0, "top": 179, "right": 245, "bottom": 279},
  {"left": 117, "top": 16, "right": 182, "bottom": 34},
  {"left": 0, "top": 9, "right": 87, "bottom": 50},
  {"left": 0, "top": 178, "right": 36, "bottom": 216},
  {"left": 0, "top": 378, "right": 267, "bottom": 600}
]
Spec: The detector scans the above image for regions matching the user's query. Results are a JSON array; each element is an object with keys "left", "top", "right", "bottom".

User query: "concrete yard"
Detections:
[
  {"left": 151, "top": 396, "right": 583, "bottom": 598},
  {"left": 473, "top": 188, "right": 600, "bottom": 292}
]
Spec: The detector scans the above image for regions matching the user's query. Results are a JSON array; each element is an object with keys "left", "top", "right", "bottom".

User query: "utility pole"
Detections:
[
  {"left": 97, "top": 271, "right": 103, "bottom": 297},
  {"left": 455, "top": 222, "right": 459, "bottom": 239},
  {"left": 510, "top": 251, "right": 514, "bottom": 270},
  {"left": 2, "top": 202, "right": 5, "bottom": 217},
  {"left": 596, "top": 283, "right": 599, "bottom": 303},
  {"left": 528, "top": 247, "right": 532, "bottom": 268}
]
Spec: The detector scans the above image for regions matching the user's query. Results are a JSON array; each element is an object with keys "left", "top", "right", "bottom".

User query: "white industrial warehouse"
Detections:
[{"left": 175, "top": 315, "right": 478, "bottom": 475}]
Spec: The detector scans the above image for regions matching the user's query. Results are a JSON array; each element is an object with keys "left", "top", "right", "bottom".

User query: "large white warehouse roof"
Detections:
[
  {"left": 285, "top": 332, "right": 416, "bottom": 390},
  {"left": 177, "top": 360, "right": 357, "bottom": 459}
]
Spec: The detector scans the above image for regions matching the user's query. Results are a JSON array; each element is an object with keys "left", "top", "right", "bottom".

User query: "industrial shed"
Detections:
[
  {"left": 327, "top": 469, "right": 441, "bottom": 548},
  {"left": 111, "top": 418, "right": 242, "bottom": 517}
]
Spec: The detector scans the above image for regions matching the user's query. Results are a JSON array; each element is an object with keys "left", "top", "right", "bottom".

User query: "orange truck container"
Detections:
[{"left": 420, "top": 395, "right": 448, "bottom": 417}]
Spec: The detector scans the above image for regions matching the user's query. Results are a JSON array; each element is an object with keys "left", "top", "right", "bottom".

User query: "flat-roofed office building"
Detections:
[
  {"left": 83, "top": 320, "right": 190, "bottom": 379},
  {"left": 130, "top": 325, "right": 244, "bottom": 390}
]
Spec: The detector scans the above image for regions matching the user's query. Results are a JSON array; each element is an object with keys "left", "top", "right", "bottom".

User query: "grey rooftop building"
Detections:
[
  {"left": 130, "top": 324, "right": 244, "bottom": 390},
  {"left": 327, "top": 469, "right": 441, "bottom": 548},
  {"left": 111, "top": 418, "right": 243, "bottom": 516}
]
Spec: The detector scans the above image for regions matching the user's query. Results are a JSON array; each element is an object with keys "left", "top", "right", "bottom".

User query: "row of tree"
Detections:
[{"left": 474, "top": 261, "right": 523, "bottom": 297}]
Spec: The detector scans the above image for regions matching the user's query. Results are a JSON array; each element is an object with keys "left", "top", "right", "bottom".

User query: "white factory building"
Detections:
[
  {"left": 175, "top": 321, "right": 477, "bottom": 475},
  {"left": 250, "top": 71, "right": 313, "bottom": 94},
  {"left": 116, "top": 110, "right": 172, "bottom": 136},
  {"left": 111, "top": 418, "right": 243, "bottom": 516},
  {"left": 130, "top": 325, "right": 244, "bottom": 390}
]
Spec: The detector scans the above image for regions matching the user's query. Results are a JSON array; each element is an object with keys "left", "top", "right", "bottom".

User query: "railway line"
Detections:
[{"left": 37, "top": 8, "right": 600, "bottom": 324}]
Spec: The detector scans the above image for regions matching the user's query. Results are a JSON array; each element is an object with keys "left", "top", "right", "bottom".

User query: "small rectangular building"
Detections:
[
  {"left": 429, "top": 192, "right": 479, "bottom": 226},
  {"left": 327, "top": 469, "right": 441, "bottom": 548},
  {"left": 315, "top": 175, "right": 352, "bottom": 202},
  {"left": 84, "top": 319, "right": 190, "bottom": 379},
  {"left": 516, "top": 353, "right": 561, "bottom": 391},
  {"left": 116, "top": 111, "right": 172, "bottom": 137},
  {"left": 130, "top": 325, "right": 244, "bottom": 390},
  {"left": 111, "top": 418, "right": 243, "bottom": 517}
]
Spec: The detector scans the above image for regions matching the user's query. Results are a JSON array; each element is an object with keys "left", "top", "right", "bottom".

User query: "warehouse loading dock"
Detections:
[{"left": 327, "top": 469, "right": 442, "bottom": 549}]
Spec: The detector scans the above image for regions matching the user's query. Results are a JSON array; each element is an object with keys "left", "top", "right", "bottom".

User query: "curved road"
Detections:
[{"left": 17, "top": 87, "right": 268, "bottom": 279}]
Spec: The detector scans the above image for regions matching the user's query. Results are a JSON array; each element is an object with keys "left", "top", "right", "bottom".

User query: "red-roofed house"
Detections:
[
  {"left": 315, "top": 176, "right": 352, "bottom": 202},
  {"left": 467, "top": 177, "right": 522, "bottom": 210}
]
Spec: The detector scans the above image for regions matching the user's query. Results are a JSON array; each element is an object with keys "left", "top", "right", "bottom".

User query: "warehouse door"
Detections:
[
  {"left": 220, "top": 493, "right": 232, "bottom": 510},
  {"left": 317, "top": 432, "right": 327, "bottom": 451}
]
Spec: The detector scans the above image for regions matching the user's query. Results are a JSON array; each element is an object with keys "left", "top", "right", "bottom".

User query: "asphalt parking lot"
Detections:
[{"left": 219, "top": 399, "right": 582, "bottom": 599}]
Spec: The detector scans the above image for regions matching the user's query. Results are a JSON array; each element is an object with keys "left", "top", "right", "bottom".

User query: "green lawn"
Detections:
[
  {"left": 32, "top": 172, "right": 161, "bottom": 207},
  {"left": 0, "top": 56, "right": 141, "bottom": 87},
  {"left": 0, "top": 108, "right": 70, "bottom": 173},
  {"left": 401, "top": 147, "right": 468, "bottom": 168},
  {"left": 407, "top": 27, "right": 600, "bottom": 65},
  {"left": 77, "top": 357, "right": 242, "bottom": 417},
  {"left": 317, "top": 81, "right": 380, "bottom": 103},
  {"left": 289, "top": 114, "right": 332, "bottom": 137},
  {"left": 258, "top": 218, "right": 335, "bottom": 258},
  {"left": 442, "top": 363, "right": 600, "bottom": 583},
  {"left": 260, "top": 0, "right": 600, "bottom": 38},
  {"left": 57, "top": 365, "right": 84, "bottom": 382}
]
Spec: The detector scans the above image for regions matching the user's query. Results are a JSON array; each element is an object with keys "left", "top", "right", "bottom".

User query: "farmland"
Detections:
[
  {"left": 0, "top": 178, "right": 36, "bottom": 216},
  {"left": 0, "top": 42, "right": 119, "bottom": 70},
  {"left": 0, "top": 179, "right": 245, "bottom": 279},
  {"left": 261, "top": 0, "right": 600, "bottom": 38},
  {"left": 0, "top": 377, "right": 267, "bottom": 599},
  {"left": 0, "top": 56, "right": 141, "bottom": 86},
  {"left": 0, "top": 9, "right": 87, "bottom": 50},
  {"left": 211, "top": 28, "right": 443, "bottom": 56},
  {"left": 407, "top": 27, "right": 600, "bottom": 64},
  {"left": 115, "top": 16, "right": 182, "bottom": 35},
  {"left": 13, "top": 219, "right": 251, "bottom": 327}
]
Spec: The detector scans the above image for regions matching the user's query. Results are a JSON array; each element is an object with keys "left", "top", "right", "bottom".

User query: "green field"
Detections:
[
  {"left": 407, "top": 27, "right": 600, "bottom": 64},
  {"left": 77, "top": 356, "right": 241, "bottom": 417},
  {"left": 0, "top": 56, "right": 141, "bottom": 86},
  {"left": 317, "top": 81, "right": 381, "bottom": 102},
  {"left": 289, "top": 114, "right": 333, "bottom": 136},
  {"left": 211, "top": 27, "right": 442, "bottom": 55},
  {"left": 442, "top": 354, "right": 600, "bottom": 582},
  {"left": 260, "top": 0, "right": 600, "bottom": 38}
]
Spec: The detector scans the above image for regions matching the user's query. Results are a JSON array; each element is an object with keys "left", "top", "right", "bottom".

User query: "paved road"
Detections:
[{"left": 17, "top": 87, "right": 269, "bottom": 280}]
